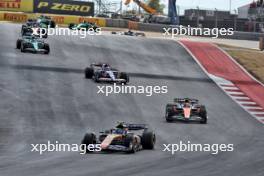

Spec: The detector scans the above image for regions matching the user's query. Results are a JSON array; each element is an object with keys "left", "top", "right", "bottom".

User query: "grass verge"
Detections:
[{"left": 217, "top": 44, "right": 264, "bottom": 84}]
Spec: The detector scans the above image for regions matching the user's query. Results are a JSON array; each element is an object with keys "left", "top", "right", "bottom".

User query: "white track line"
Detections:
[
  {"left": 247, "top": 107, "right": 264, "bottom": 110},
  {"left": 235, "top": 97, "right": 251, "bottom": 101},
  {"left": 227, "top": 91, "right": 245, "bottom": 95},
  {"left": 240, "top": 102, "right": 257, "bottom": 105}
]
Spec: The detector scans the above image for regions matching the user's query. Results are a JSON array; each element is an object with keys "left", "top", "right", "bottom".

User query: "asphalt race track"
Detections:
[{"left": 0, "top": 23, "right": 264, "bottom": 176}]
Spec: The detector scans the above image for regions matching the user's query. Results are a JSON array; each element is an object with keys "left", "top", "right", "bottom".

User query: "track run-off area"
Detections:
[{"left": 0, "top": 23, "right": 264, "bottom": 176}]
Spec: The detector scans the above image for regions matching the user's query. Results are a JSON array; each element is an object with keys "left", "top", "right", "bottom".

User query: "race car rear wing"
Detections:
[
  {"left": 174, "top": 98, "right": 199, "bottom": 104},
  {"left": 126, "top": 124, "right": 148, "bottom": 130},
  {"left": 91, "top": 63, "right": 109, "bottom": 67}
]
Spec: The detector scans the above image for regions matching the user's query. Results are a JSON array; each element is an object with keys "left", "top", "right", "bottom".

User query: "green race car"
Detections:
[
  {"left": 16, "top": 35, "right": 50, "bottom": 54},
  {"left": 165, "top": 98, "right": 207, "bottom": 124},
  {"left": 21, "top": 19, "right": 48, "bottom": 38},
  {"left": 68, "top": 22, "right": 99, "bottom": 31},
  {"left": 37, "top": 15, "right": 56, "bottom": 28}
]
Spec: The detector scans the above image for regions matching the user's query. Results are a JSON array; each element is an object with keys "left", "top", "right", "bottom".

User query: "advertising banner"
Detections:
[
  {"left": 34, "top": 0, "right": 94, "bottom": 16},
  {"left": 78, "top": 17, "right": 106, "bottom": 27},
  {"left": 3, "top": 12, "right": 27, "bottom": 22},
  {"left": 0, "top": 0, "right": 33, "bottom": 12}
]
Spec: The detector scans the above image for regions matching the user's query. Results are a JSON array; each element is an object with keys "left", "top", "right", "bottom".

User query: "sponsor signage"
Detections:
[
  {"left": 4, "top": 12, "right": 27, "bottom": 21},
  {"left": 0, "top": 0, "right": 21, "bottom": 9},
  {"left": 0, "top": 0, "right": 33, "bottom": 12},
  {"left": 34, "top": 0, "right": 94, "bottom": 16}
]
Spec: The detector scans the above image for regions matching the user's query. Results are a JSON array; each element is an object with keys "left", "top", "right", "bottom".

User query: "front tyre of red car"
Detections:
[{"left": 165, "top": 109, "right": 173, "bottom": 123}]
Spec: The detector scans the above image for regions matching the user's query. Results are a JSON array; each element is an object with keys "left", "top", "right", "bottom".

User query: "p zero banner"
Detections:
[
  {"left": 34, "top": 0, "right": 94, "bottom": 16},
  {"left": 0, "top": 0, "right": 33, "bottom": 12}
]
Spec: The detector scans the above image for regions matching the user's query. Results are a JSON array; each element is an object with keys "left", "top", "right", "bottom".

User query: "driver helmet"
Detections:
[
  {"left": 184, "top": 99, "right": 191, "bottom": 107},
  {"left": 116, "top": 122, "right": 126, "bottom": 129},
  {"left": 102, "top": 64, "right": 110, "bottom": 70}
]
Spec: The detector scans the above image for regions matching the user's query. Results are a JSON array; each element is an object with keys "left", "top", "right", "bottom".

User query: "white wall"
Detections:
[{"left": 238, "top": 4, "right": 250, "bottom": 19}]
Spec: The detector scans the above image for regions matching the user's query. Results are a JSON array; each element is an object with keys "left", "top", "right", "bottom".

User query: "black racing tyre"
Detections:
[
  {"left": 165, "top": 105, "right": 174, "bottom": 122},
  {"left": 44, "top": 44, "right": 50, "bottom": 54},
  {"left": 41, "top": 29, "right": 48, "bottom": 38},
  {"left": 81, "top": 133, "right": 96, "bottom": 153},
  {"left": 21, "top": 24, "right": 26, "bottom": 29},
  {"left": 166, "top": 118, "right": 173, "bottom": 122},
  {"left": 16, "top": 39, "right": 22, "bottom": 49},
  {"left": 20, "top": 43, "right": 25, "bottom": 53},
  {"left": 165, "top": 111, "right": 173, "bottom": 122},
  {"left": 142, "top": 131, "right": 155, "bottom": 149},
  {"left": 165, "top": 113, "right": 173, "bottom": 123},
  {"left": 50, "top": 21, "right": 56, "bottom": 28},
  {"left": 111, "top": 31, "right": 117, "bottom": 34},
  {"left": 124, "top": 135, "right": 136, "bottom": 154},
  {"left": 120, "top": 72, "right": 129, "bottom": 84},
  {"left": 199, "top": 105, "right": 207, "bottom": 124},
  {"left": 84, "top": 67, "right": 94, "bottom": 79},
  {"left": 69, "top": 23, "right": 75, "bottom": 29},
  {"left": 21, "top": 26, "right": 26, "bottom": 35}
]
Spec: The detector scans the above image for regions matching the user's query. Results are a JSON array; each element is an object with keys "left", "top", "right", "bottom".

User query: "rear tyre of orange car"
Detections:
[
  {"left": 166, "top": 117, "right": 173, "bottom": 122},
  {"left": 165, "top": 111, "right": 174, "bottom": 122},
  {"left": 142, "top": 131, "right": 155, "bottom": 149},
  {"left": 81, "top": 133, "right": 96, "bottom": 153},
  {"left": 199, "top": 105, "right": 207, "bottom": 124}
]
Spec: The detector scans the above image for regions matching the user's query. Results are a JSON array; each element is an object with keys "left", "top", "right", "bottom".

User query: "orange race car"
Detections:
[
  {"left": 81, "top": 122, "right": 155, "bottom": 154},
  {"left": 165, "top": 98, "right": 207, "bottom": 124}
]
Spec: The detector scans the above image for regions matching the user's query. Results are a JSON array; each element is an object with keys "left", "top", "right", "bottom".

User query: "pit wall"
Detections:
[{"left": 0, "top": 11, "right": 263, "bottom": 41}]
